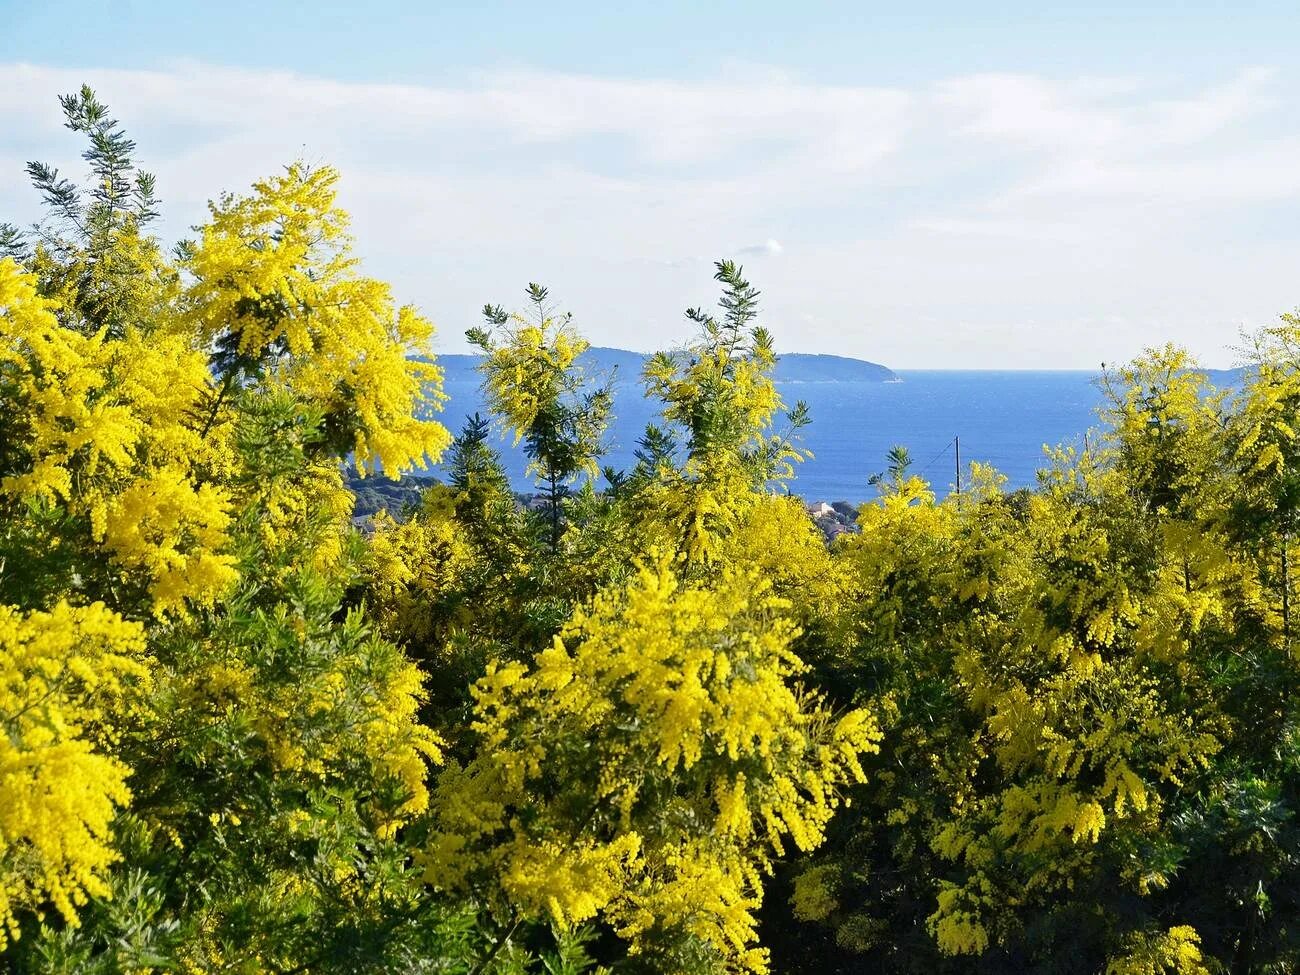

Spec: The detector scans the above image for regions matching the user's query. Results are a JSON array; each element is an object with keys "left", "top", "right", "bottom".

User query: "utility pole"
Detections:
[{"left": 954, "top": 435, "right": 961, "bottom": 494}]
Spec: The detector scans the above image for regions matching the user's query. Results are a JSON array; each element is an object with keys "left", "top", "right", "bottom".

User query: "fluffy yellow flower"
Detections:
[
  {"left": 183, "top": 164, "right": 452, "bottom": 478},
  {"left": 425, "top": 557, "right": 879, "bottom": 972},
  {"left": 0, "top": 601, "right": 148, "bottom": 947},
  {"left": 1, "top": 258, "right": 238, "bottom": 614}
]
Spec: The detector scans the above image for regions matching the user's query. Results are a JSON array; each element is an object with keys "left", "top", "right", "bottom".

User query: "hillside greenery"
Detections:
[{"left": 3, "top": 88, "right": 1300, "bottom": 975}]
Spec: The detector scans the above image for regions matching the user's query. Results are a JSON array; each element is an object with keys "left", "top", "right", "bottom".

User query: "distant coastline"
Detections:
[{"left": 430, "top": 347, "right": 900, "bottom": 385}]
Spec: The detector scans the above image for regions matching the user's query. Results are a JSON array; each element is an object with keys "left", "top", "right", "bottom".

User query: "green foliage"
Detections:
[
  {"left": 16, "top": 84, "right": 172, "bottom": 339},
  {"left": 868, "top": 444, "right": 913, "bottom": 491}
]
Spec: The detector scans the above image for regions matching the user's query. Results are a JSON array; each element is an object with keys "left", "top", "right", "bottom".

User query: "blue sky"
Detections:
[
  {"left": 6, "top": 2, "right": 1296, "bottom": 84},
  {"left": 3, "top": 1, "right": 1300, "bottom": 366}
]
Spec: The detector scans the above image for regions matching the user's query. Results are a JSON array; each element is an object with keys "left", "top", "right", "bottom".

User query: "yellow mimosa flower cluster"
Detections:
[
  {"left": 424, "top": 558, "right": 879, "bottom": 972},
  {"left": 0, "top": 602, "right": 147, "bottom": 947}
]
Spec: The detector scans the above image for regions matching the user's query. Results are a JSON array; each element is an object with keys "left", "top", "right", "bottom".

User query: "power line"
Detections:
[{"left": 915, "top": 437, "right": 956, "bottom": 478}]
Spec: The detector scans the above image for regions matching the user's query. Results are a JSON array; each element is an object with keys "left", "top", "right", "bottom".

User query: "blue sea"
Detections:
[{"left": 434, "top": 370, "right": 1105, "bottom": 503}]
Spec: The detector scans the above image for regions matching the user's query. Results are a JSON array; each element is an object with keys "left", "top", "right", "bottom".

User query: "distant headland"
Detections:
[{"left": 432, "top": 346, "right": 899, "bottom": 385}]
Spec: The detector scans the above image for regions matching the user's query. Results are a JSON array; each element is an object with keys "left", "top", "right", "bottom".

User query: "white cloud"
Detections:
[
  {"left": 1, "top": 60, "right": 1296, "bottom": 367},
  {"left": 737, "top": 238, "right": 784, "bottom": 257}
]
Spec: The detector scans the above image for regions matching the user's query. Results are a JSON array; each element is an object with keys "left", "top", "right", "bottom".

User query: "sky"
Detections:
[{"left": 3, "top": 1, "right": 1299, "bottom": 368}]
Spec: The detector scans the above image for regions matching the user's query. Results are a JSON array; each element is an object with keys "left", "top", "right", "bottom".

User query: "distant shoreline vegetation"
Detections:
[{"left": 348, "top": 471, "right": 864, "bottom": 543}]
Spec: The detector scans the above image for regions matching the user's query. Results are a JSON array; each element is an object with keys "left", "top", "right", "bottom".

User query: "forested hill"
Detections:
[{"left": 431, "top": 346, "right": 899, "bottom": 384}]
